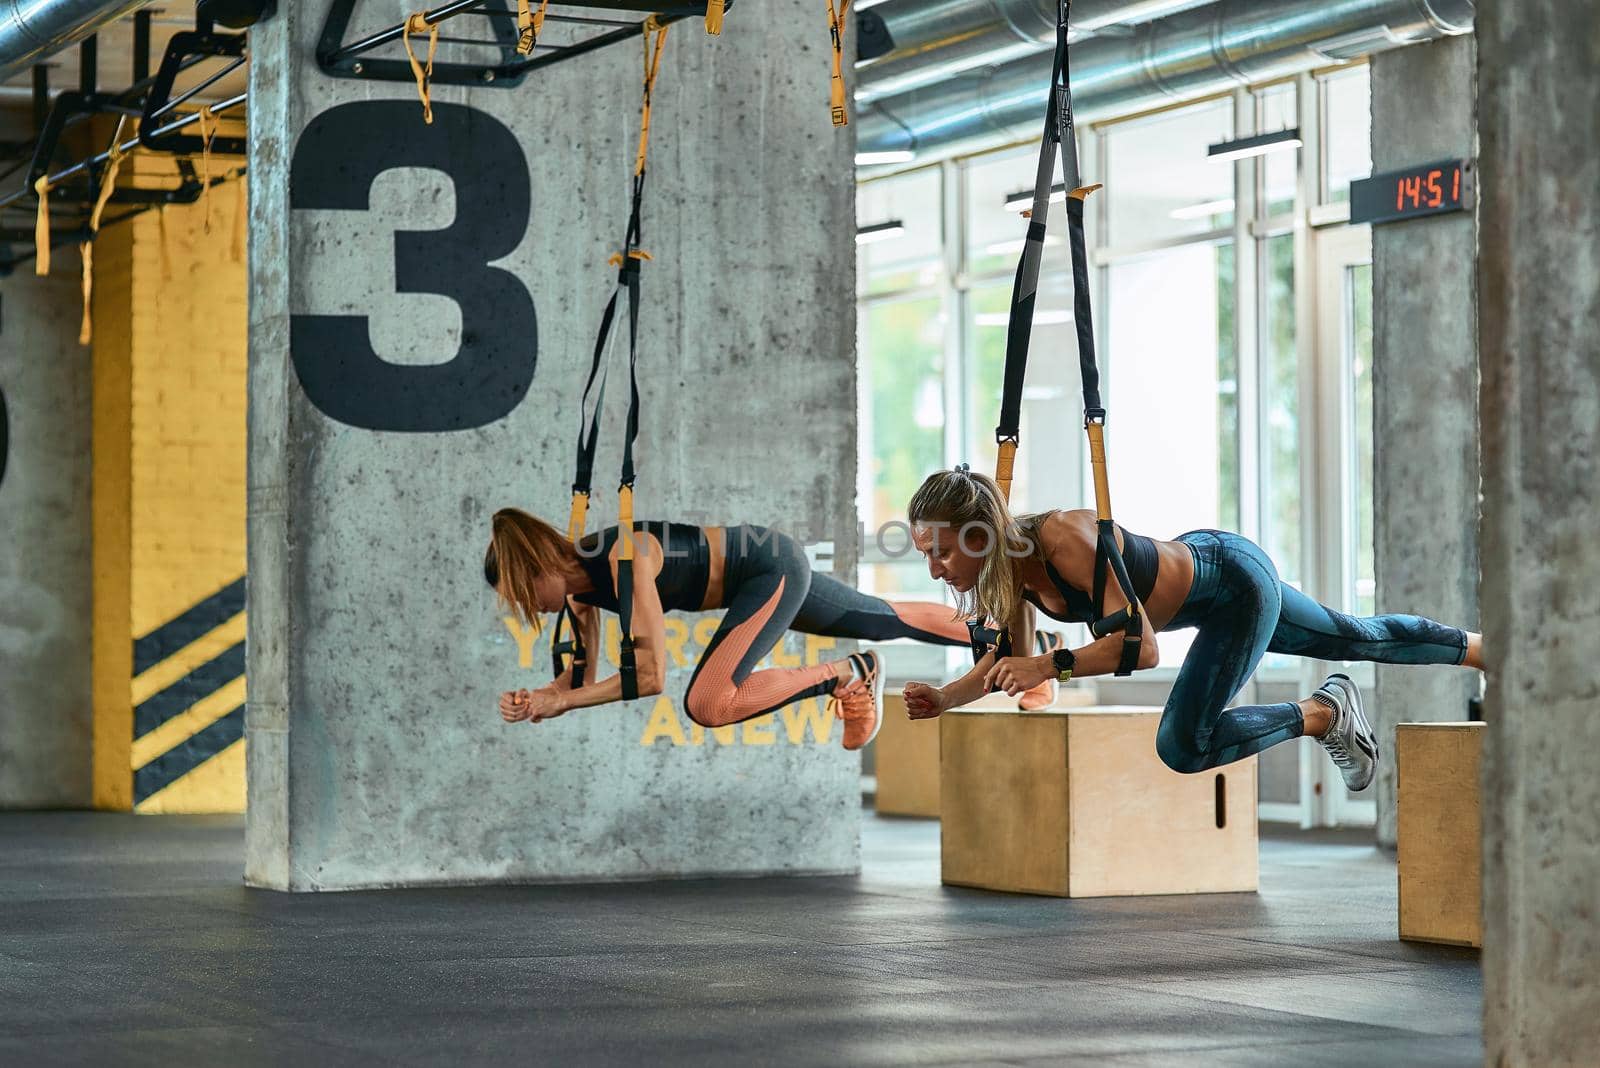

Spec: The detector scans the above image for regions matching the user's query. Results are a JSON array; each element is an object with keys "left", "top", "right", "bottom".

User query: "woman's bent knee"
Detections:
[
  {"left": 684, "top": 690, "right": 729, "bottom": 728},
  {"left": 1155, "top": 720, "right": 1211, "bottom": 774}
]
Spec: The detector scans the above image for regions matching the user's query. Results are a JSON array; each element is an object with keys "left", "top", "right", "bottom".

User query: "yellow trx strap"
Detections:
[
  {"left": 195, "top": 105, "right": 218, "bottom": 233},
  {"left": 79, "top": 242, "right": 94, "bottom": 345},
  {"left": 566, "top": 491, "right": 590, "bottom": 546},
  {"left": 705, "top": 0, "right": 725, "bottom": 34},
  {"left": 618, "top": 485, "right": 635, "bottom": 567},
  {"left": 402, "top": 11, "right": 439, "bottom": 124},
  {"left": 635, "top": 17, "right": 669, "bottom": 177},
  {"left": 89, "top": 119, "right": 129, "bottom": 233},
  {"left": 515, "top": 0, "right": 549, "bottom": 55},
  {"left": 994, "top": 440, "right": 1017, "bottom": 503},
  {"left": 79, "top": 119, "right": 132, "bottom": 346},
  {"left": 33, "top": 176, "right": 52, "bottom": 276},
  {"left": 826, "top": 0, "right": 851, "bottom": 127}
]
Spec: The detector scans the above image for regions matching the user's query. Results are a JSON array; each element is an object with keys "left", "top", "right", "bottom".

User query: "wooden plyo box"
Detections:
[
  {"left": 874, "top": 687, "right": 1097, "bottom": 819},
  {"left": 940, "top": 707, "right": 1259, "bottom": 897},
  {"left": 1396, "top": 721, "right": 1483, "bottom": 948}
]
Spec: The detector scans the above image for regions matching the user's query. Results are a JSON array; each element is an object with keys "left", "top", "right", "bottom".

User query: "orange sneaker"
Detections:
[
  {"left": 1018, "top": 631, "right": 1065, "bottom": 711},
  {"left": 827, "top": 651, "right": 884, "bottom": 750}
]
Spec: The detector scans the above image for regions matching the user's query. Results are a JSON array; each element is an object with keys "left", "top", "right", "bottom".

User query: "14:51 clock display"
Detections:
[{"left": 1349, "top": 159, "right": 1475, "bottom": 226}]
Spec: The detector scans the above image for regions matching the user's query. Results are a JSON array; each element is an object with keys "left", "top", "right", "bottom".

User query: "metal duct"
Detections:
[
  {"left": 0, "top": 0, "right": 148, "bottom": 84},
  {"left": 860, "top": 0, "right": 1219, "bottom": 104},
  {"left": 858, "top": 0, "right": 1473, "bottom": 159}
]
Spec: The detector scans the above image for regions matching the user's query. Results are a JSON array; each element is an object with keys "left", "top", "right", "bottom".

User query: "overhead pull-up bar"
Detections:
[{"left": 316, "top": 0, "right": 730, "bottom": 89}]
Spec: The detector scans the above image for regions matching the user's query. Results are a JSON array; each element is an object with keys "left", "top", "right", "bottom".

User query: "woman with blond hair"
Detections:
[
  {"left": 900, "top": 467, "right": 1484, "bottom": 789},
  {"left": 484, "top": 509, "right": 1059, "bottom": 749}
]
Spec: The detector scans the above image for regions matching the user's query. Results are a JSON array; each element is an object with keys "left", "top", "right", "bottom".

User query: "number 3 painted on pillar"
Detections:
[{"left": 289, "top": 101, "right": 537, "bottom": 432}]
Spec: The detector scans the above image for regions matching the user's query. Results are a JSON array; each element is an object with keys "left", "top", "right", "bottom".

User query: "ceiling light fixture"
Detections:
[
  {"left": 1206, "top": 128, "right": 1302, "bottom": 163},
  {"left": 1003, "top": 183, "right": 1067, "bottom": 213},
  {"left": 855, "top": 220, "right": 907, "bottom": 245}
]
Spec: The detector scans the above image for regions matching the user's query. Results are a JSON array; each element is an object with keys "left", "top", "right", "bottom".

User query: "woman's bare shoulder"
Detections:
[
  {"left": 1035, "top": 508, "right": 1097, "bottom": 544},
  {"left": 608, "top": 528, "right": 666, "bottom": 570}
]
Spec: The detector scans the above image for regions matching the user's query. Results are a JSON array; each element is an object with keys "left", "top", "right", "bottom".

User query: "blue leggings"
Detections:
[{"left": 1156, "top": 530, "right": 1468, "bottom": 773}]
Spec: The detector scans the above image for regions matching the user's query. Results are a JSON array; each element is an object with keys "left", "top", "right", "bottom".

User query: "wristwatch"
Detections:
[{"left": 1051, "top": 646, "right": 1076, "bottom": 683}]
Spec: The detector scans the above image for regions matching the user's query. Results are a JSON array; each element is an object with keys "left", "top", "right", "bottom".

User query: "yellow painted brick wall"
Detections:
[
  {"left": 128, "top": 164, "right": 248, "bottom": 641},
  {"left": 93, "top": 138, "right": 249, "bottom": 813}
]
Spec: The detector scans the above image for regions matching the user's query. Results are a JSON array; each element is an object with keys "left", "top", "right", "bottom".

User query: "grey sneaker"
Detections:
[{"left": 1313, "top": 673, "right": 1378, "bottom": 791}]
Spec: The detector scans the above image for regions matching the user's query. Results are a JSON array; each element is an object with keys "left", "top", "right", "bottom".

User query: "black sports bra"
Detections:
[
  {"left": 1021, "top": 524, "right": 1160, "bottom": 624},
  {"left": 571, "top": 522, "right": 710, "bottom": 613}
]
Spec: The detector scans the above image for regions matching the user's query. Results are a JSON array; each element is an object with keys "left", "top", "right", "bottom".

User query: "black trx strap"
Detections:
[
  {"left": 555, "top": 19, "right": 666, "bottom": 700},
  {"left": 975, "top": 0, "right": 1143, "bottom": 677}
]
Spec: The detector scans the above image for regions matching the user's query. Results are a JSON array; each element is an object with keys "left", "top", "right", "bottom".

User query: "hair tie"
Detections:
[{"left": 955, "top": 462, "right": 971, "bottom": 476}]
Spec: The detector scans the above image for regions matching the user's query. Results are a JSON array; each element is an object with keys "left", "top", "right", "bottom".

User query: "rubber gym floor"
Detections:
[{"left": 0, "top": 810, "right": 1480, "bottom": 1066}]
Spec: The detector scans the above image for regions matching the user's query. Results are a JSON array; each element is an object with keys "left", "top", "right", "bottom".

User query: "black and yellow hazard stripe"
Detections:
[{"left": 130, "top": 576, "right": 247, "bottom": 812}]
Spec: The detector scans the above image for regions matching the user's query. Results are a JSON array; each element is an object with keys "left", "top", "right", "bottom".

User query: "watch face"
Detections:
[{"left": 1052, "top": 647, "right": 1075, "bottom": 673}]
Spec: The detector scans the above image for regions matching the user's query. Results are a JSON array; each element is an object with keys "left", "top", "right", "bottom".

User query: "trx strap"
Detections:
[
  {"left": 78, "top": 242, "right": 93, "bottom": 344},
  {"left": 33, "top": 175, "right": 52, "bottom": 276},
  {"left": 515, "top": 0, "right": 550, "bottom": 55},
  {"left": 978, "top": 0, "right": 1143, "bottom": 677},
  {"left": 555, "top": 18, "right": 668, "bottom": 701},
  {"left": 705, "top": 0, "right": 725, "bottom": 34},
  {"left": 402, "top": 11, "right": 439, "bottom": 124},
  {"left": 79, "top": 118, "right": 132, "bottom": 346},
  {"left": 826, "top": 0, "right": 850, "bottom": 126},
  {"left": 195, "top": 105, "right": 218, "bottom": 233}
]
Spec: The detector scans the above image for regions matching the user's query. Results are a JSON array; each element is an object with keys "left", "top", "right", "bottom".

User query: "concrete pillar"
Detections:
[
  {"left": 0, "top": 265, "right": 93, "bottom": 807},
  {"left": 248, "top": 3, "right": 858, "bottom": 889},
  {"left": 1369, "top": 35, "right": 1479, "bottom": 848},
  {"left": 1477, "top": 1, "right": 1600, "bottom": 1059}
]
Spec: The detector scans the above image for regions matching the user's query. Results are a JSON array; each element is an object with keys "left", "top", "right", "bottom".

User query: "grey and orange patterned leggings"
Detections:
[{"left": 682, "top": 525, "right": 969, "bottom": 727}]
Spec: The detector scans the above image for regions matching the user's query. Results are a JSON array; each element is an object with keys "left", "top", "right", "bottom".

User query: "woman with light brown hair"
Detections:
[
  {"left": 900, "top": 466, "right": 1484, "bottom": 789},
  {"left": 484, "top": 508, "right": 1046, "bottom": 749}
]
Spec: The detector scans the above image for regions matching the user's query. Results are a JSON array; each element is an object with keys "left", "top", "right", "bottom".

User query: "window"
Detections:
[
  {"left": 857, "top": 167, "right": 942, "bottom": 296},
  {"left": 1106, "top": 240, "right": 1234, "bottom": 667},
  {"left": 1261, "top": 234, "right": 1300, "bottom": 586},
  {"left": 965, "top": 272, "right": 1078, "bottom": 517},
  {"left": 966, "top": 147, "right": 1070, "bottom": 278},
  {"left": 858, "top": 168, "right": 950, "bottom": 598},
  {"left": 1323, "top": 66, "right": 1372, "bottom": 203},
  {"left": 1258, "top": 83, "right": 1299, "bottom": 216},
  {"left": 1107, "top": 99, "right": 1234, "bottom": 248}
]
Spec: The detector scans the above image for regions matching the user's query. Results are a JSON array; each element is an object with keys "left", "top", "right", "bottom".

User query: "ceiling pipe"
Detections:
[
  {"left": 0, "top": 0, "right": 149, "bottom": 85},
  {"left": 858, "top": 0, "right": 1220, "bottom": 104},
  {"left": 858, "top": 0, "right": 1473, "bottom": 162}
]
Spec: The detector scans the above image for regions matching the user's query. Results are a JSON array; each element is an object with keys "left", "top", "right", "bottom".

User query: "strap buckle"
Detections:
[
  {"left": 995, "top": 431, "right": 1020, "bottom": 447},
  {"left": 1084, "top": 407, "right": 1106, "bottom": 427}
]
